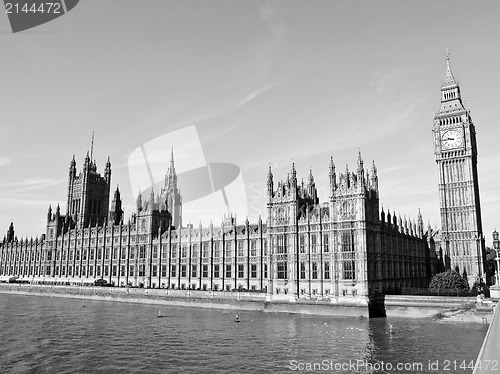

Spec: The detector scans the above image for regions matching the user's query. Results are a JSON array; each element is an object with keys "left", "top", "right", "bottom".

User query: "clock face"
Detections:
[{"left": 441, "top": 129, "right": 463, "bottom": 150}]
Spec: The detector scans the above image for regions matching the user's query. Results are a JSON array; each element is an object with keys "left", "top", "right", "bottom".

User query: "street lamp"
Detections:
[{"left": 493, "top": 230, "right": 500, "bottom": 286}]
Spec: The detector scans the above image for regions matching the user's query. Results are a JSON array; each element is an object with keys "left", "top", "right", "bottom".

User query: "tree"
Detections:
[
  {"left": 486, "top": 247, "right": 497, "bottom": 281},
  {"left": 429, "top": 270, "right": 469, "bottom": 291}
]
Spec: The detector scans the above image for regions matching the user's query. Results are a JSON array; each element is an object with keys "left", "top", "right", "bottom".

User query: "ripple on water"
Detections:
[{"left": 0, "top": 294, "right": 488, "bottom": 374}]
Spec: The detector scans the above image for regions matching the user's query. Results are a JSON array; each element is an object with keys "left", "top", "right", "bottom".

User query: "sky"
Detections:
[{"left": 0, "top": 0, "right": 499, "bottom": 245}]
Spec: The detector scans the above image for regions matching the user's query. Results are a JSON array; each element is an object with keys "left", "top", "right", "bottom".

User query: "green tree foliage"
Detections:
[{"left": 429, "top": 270, "right": 470, "bottom": 291}]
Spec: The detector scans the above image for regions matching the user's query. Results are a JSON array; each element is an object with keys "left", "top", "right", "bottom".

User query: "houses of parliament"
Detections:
[{"left": 0, "top": 56, "right": 487, "bottom": 301}]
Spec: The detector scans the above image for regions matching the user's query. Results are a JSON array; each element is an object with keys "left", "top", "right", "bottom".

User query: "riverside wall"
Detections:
[{"left": 0, "top": 284, "right": 481, "bottom": 319}]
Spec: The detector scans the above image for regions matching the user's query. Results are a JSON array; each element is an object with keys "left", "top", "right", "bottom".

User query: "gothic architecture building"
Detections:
[
  {"left": 0, "top": 145, "right": 432, "bottom": 302},
  {"left": 432, "top": 53, "right": 486, "bottom": 285},
  {"left": 8, "top": 55, "right": 491, "bottom": 300}
]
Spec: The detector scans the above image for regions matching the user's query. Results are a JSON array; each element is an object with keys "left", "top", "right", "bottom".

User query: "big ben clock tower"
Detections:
[{"left": 432, "top": 51, "right": 486, "bottom": 285}]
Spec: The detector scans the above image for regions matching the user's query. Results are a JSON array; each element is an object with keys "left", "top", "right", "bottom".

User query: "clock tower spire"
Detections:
[{"left": 432, "top": 51, "right": 486, "bottom": 285}]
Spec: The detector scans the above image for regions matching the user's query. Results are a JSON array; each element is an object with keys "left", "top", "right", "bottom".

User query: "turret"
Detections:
[
  {"left": 356, "top": 151, "right": 365, "bottom": 187},
  {"left": 267, "top": 164, "right": 274, "bottom": 198},
  {"left": 47, "top": 204, "right": 52, "bottom": 222},
  {"left": 105, "top": 156, "right": 111, "bottom": 185},
  {"left": 109, "top": 186, "right": 124, "bottom": 225},
  {"left": 149, "top": 187, "right": 155, "bottom": 211},
  {"left": 370, "top": 160, "right": 378, "bottom": 191},
  {"left": 417, "top": 208, "right": 424, "bottom": 238},
  {"left": 55, "top": 204, "right": 60, "bottom": 220},
  {"left": 329, "top": 156, "right": 336, "bottom": 193},
  {"left": 136, "top": 189, "right": 143, "bottom": 212},
  {"left": 6, "top": 222, "right": 14, "bottom": 242}
]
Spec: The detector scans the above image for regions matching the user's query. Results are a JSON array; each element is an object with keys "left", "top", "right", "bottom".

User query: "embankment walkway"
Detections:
[{"left": 473, "top": 303, "right": 499, "bottom": 374}]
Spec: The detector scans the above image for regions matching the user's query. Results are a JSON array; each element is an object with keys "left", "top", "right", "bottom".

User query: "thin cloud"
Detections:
[
  {"left": 0, "top": 157, "right": 11, "bottom": 167},
  {"left": 371, "top": 68, "right": 406, "bottom": 94},
  {"left": 1, "top": 178, "right": 64, "bottom": 192},
  {"left": 0, "top": 197, "right": 53, "bottom": 208}
]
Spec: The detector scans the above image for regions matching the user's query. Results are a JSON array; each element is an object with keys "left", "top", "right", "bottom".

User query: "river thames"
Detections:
[{"left": 0, "top": 293, "right": 488, "bottom": 373}]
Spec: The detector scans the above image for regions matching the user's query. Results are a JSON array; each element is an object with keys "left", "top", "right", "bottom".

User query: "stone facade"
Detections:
[
  {"left": 432, "top": 53, "right": 487, "bottom": 285},
  {"left": 0, "top": 148, "right": 432, "bottom": 302}
]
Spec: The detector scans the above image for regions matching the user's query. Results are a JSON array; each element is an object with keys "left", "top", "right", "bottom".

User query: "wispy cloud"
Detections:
[
  {"left": 0, "top": 157, "right": 11, "bottom": 167},
  {"left": 0, "top": 197, "right": 53, "bottom": 208},
  {"left": 370, "top": 68, "right": 407, "bottom": 94},
  {"left": 1, "top": 178, "right": 64, "bottom": 192}
]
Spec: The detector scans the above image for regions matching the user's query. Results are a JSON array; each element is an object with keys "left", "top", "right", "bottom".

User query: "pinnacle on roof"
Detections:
[
  {"left": 169, "top": 147, "right": 175, "bottom": 170},
  {"left": 443, "top": 49, "right": 458, "bottom": 88}
]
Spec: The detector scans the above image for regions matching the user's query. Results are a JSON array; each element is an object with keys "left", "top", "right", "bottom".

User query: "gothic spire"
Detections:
[
  {"left": 136, "top": 189, "right": 143, "bottom": 211},
  {"left": 443, "top": 49, "right": 458, "bottom": 88},
  {"left": 169, "top": 147, "right": 175, "bottom": 171}
]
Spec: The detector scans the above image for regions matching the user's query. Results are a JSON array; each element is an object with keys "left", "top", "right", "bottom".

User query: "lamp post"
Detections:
[{"left": 493, "top": 230, "right": 500, "bottom": 286}]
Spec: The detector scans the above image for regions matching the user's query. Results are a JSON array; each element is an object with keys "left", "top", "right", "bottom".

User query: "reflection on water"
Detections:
[{"left": 0, "top": 294, "right": 487, "bottom": 373}]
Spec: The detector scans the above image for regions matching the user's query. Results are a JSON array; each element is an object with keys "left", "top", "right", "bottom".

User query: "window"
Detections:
[
  {"left": 104, "top": 265, "right": 109, "bottom": 276},
  {"left": 251, "top": 264, "right": 257, "bottom": 278},
  {"left": 324, "top": 262, "right": 330, "bottom": 280},
  {"left": 105, "top": 248, "right": 110, "bottom": 260},
  {"left": 264, "top": 264, "right": 268, "bottom": 279},
  {"left": 202, "top": 242, "right": 209, "bottom": 258},
  {"left": 225, "top": 241, "right": 232, "bottom": 257},
  {"left": 343, "top": 259, "right": 355, "bottom": 280},
  {"left": 191, "top": 265, "right": 197, "bottom": 278},
  {"left": 214, "top": 242, "right": 220, "bottom": 257},
  {"left": 121, "top": 265, "right": 126, "bottom": 276},
  {"left": 192, "top": 244, "right": 198, "bottom": 259},
  {"left": 161, "top": 265, "right": 167, "bottom": 277},
  {"left": 277, "top": 262, "right": 287, "bottom": 279},
  {"left": 89, "top": 266, "right": 94, "bottom": 276},
  {"left": 97, "top": 248, "right": 102, "bottom": 260},
  {"left": 311, "top": 234, "right": 317, "bottom": 254},
  {"left": 181, "top": 245, "right": 187, "bottom": 258},
  {"left": 181, "top": 265, "right": 187, "bottom": 278},
  {"left": 139, "top": 264, "right": 145, "bottom": 277},
  {"left": 152, "top": 265, "right": 157, "bottom": 277},
  {"left": 323, "top": 234, "right": 329, "bottom": 253},
  {"left": 250, "top": 240, "right": 257, "bottom": 257},
  {"left": 237, "top": 241, "right": 244, "bottom": 257},
  {"left": 213, "top": 264, "right": 220, "bottom": 278},
  {"left": 299, "top": 234, "right": 305, "bottom": 253},
  {"left": 225, "top": 264, "right": 231, "bottom": 278},
  {"left": 139, "top": 245, "right": 146, "bottom": 259},
  {"left": 171, "top": 265, "right": 176, "bottom": 278},
  {"left": 112, "top": 265, "right": 117, "bottom": 276},
  {"left": 171, "top": 244, "right": 177, "bottom": 258},
  {"left": 238, "top": 264, "right": 244, "bottom": 278},
  {"left": 312, "top": 262, "right": 318, "bottom": 280},
  {"left": 130, "top": 247, "right": 135, "bottom": 259},
  {"left": 152, "top": 245, "right": 158, "bottom": 259},
  {"left": 202, "top": 264, "right": 208, "bottom": 278},
  {"left": 300, "top": 262, "right": 306, "bottom": 279},
  {"left": 96, "top": 265, "right": 101, "bottom": 276},
  {"left": 276, "top": 235, "right": 286, "bottom": 254},
  {"left": 129, "top": 265, "right": 134, "bottom": 276},
  {"left": 341, "top": 231, "right": 356, "bottom": 280}
]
